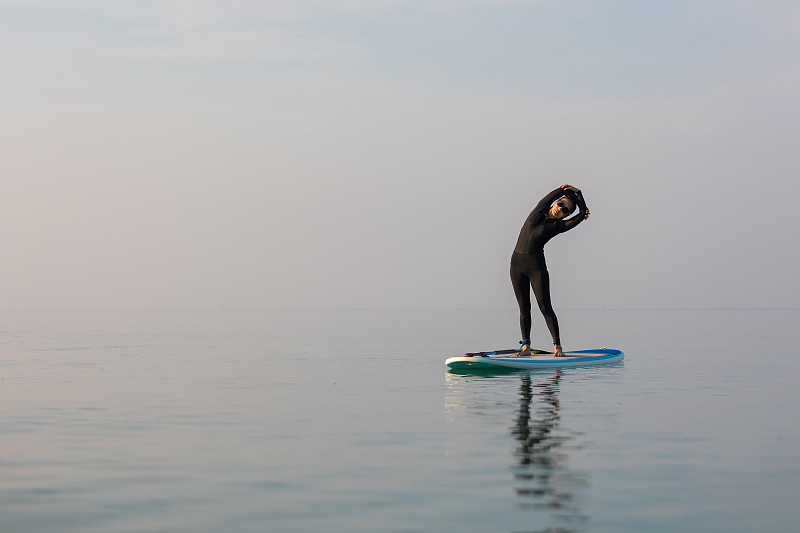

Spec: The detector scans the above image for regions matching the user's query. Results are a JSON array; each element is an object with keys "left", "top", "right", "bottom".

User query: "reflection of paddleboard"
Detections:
[{"left": 446, "top": 348, "right": 623, "bottom": 371}]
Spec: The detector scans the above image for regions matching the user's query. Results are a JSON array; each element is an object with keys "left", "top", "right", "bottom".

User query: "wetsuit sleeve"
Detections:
[{"left": 530, "top": 188, "right": 567, "bottom": 217}]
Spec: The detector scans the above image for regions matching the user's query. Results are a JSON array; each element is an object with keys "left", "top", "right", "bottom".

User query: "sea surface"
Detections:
[{"left": 1, "top": 308, "right": 798, "bottom": 533}]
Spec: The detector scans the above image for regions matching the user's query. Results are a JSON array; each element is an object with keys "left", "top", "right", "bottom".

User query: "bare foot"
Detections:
[
  {"left": 516, "top": 344, "right": 531, "bottom": 357},
  {"left": 553, "top": 344, "right": 564, "bottom": 357}
]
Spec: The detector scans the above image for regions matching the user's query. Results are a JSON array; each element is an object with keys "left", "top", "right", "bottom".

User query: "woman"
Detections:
[{"left": 511, "top": 184, "right": 589, "bottom": 357}]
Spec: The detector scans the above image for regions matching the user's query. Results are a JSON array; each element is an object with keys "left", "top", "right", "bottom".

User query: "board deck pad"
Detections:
[{"left": 446, "top": 348, "right": 623, "bottom": 371}]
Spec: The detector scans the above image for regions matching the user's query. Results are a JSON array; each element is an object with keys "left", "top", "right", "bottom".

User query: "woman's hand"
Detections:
[{"left": 561, "top": 184, "right": 581, "bottom": 195}]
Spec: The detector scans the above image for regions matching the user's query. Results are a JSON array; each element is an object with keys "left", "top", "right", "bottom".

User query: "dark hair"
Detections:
[{"left": 559, "top": 196, "right": 577, "bottom": 216}]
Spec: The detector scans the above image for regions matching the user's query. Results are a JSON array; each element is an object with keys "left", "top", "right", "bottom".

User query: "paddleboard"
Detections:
[{"left": 446, "top": 348, "right": 623, "bottom": 371}]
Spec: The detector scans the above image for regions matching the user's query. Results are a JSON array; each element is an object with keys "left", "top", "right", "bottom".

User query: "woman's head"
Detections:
[{"left": 548, "top": 197, "right": 576, "bottom": 219}]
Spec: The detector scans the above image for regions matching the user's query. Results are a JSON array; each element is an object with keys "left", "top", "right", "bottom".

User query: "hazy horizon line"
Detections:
[{"left": 2, "top": 307, "right": 798, "bottom": 312}]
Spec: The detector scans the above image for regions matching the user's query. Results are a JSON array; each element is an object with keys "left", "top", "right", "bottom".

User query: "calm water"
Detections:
[{"left": 1, "top": 309, "right": 798, "bottom": 532}]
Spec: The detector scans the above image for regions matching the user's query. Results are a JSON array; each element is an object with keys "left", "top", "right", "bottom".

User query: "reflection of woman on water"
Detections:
[
  {"left": 512, "top": 185, "right": 589, "bottom": 358},
  {"left": 511, "top": 371, "right": 587, "bottom": 527}
]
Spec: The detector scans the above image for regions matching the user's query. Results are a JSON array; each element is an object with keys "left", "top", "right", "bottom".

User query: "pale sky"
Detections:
[{"left": 2, "top": 0, "right": 799, "bottom": 309}]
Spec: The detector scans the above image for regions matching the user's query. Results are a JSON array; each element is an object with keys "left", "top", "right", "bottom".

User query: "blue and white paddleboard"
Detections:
[{"left": 446, "top": 348, "right": 623, "bottom": 371}]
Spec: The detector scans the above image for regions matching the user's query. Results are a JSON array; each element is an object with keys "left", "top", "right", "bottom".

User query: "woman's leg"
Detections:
[
  {"left": 510, "top": 263, "right": 532, "bottom": 346},
  {"left": 529, "top": 268, "right": 561, "bottom": 347}
]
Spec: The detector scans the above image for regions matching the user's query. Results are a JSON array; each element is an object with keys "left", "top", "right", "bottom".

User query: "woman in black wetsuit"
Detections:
[{"left": 511, "top": 184, "right": 589, "bottom": 357}]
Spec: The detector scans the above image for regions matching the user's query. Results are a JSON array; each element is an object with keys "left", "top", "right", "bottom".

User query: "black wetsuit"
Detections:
[{"left": 511, "top": 187, "right": 587, "bottom": 346}]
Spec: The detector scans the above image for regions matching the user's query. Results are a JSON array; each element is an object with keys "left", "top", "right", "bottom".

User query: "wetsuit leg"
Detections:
[
  {"left": 529, "top": 268, "right": 561, "bottom": 345},
  {"left": 510, "top": 263, "right": 533, "bottom": 342}
]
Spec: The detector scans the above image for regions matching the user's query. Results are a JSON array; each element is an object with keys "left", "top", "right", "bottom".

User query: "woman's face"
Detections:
[{"left": 548, "top": 197, "right": 575, "bottom": 219}]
